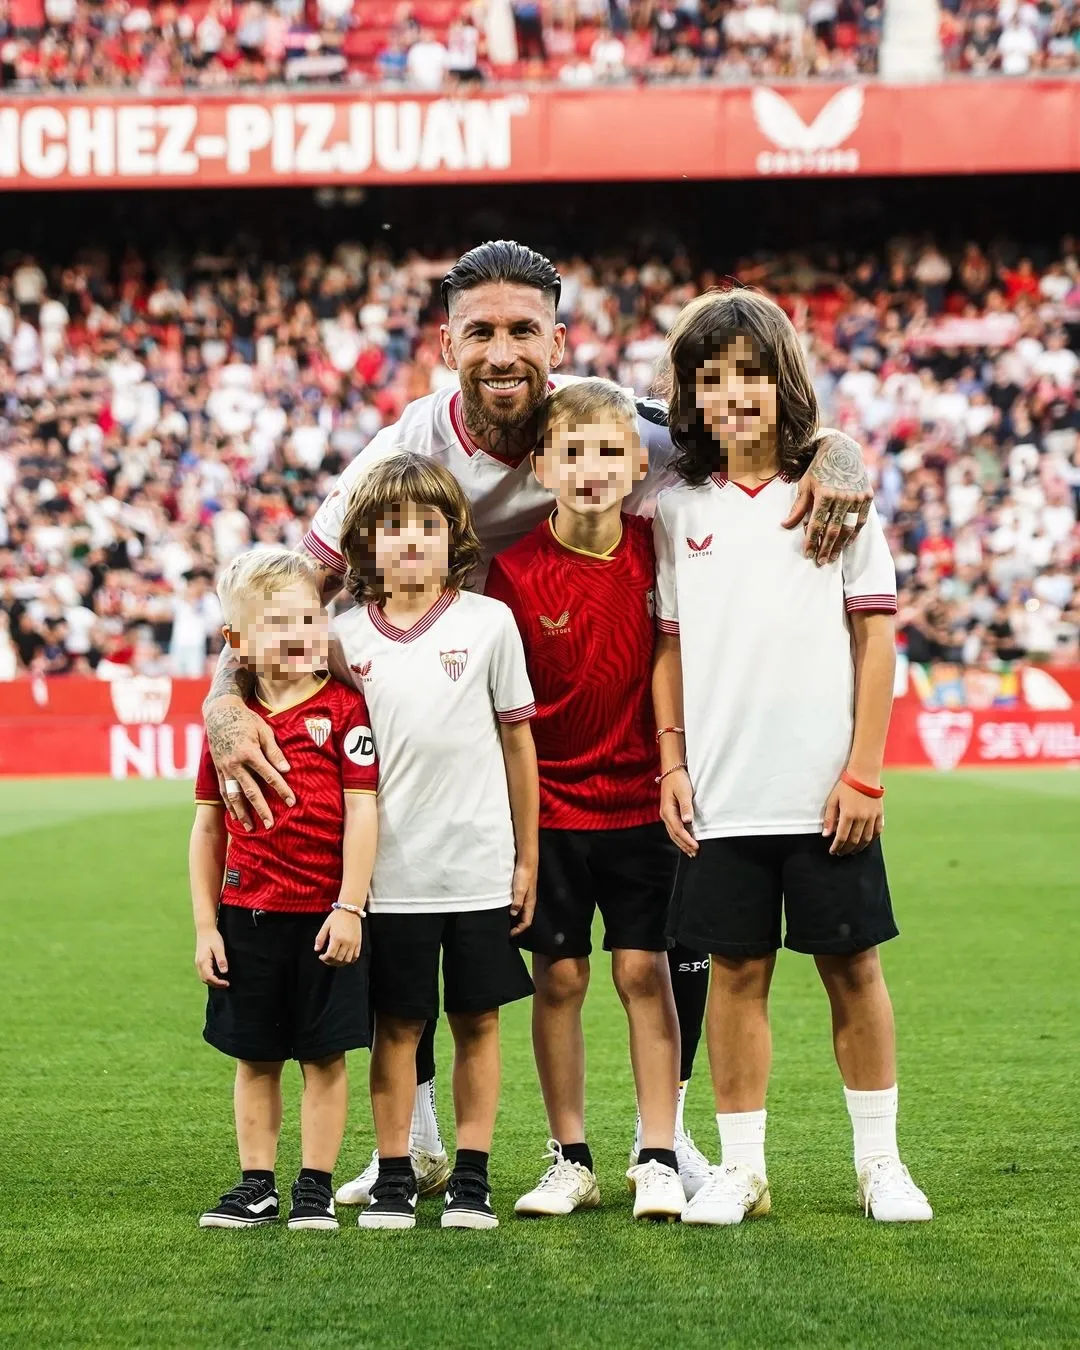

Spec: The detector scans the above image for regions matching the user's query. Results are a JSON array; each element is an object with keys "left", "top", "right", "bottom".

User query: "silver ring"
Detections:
[
  {"left": 224, "top": 778, "right": 241, "bottom": 797},
  {"left": 843, "top": 512, "right": 859, "bottom": 526}
]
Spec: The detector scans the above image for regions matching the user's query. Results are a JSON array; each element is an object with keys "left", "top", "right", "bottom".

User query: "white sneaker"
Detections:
[
  {"left": 335, "top": 1145, "right": 451, "bottom": 1207},
  {"left": 675, "top": 1127, "right": 712, "bottom": 1201},
  {"left": 682, "top": 1163, "right": 771, "bottom": 1226},
  {"left": 515, "top": 1141, "right": 601, "bottom": 1217},
  {"left": 625, "top": 1160, "right": 685, "bottom": 1222},
  {"left": 858, "top": 1157, "right": 933, "bottom": 1222}
]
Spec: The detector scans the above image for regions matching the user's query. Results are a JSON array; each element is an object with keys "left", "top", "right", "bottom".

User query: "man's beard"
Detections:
[{"left": 458, "top": 365, "right": 549, "bottom": 440}]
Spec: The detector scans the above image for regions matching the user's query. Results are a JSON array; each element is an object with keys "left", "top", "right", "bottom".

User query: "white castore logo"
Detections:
[
  {"left": 916, "top": 710, "right": 974, "bottom": 772},
  {"left": 752, "top": 86, "right": 863, "bottom": 175}
]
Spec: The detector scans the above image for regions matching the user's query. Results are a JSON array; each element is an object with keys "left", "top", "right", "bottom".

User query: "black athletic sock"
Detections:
[
  {"left": 637, "top": 1147, "right": 678, "bottom": 1172},
  {"left": 242, "top": 1169, "right": 275, "bottom": 1186},
  {"left": 559, "top": 1142, "right": 593, "bottom": 1171},
  {"left": 298, "top": 1168, "right": 332, "bottom": 1190},
  {"left": 454, "top": 1148, "right": 489, "bottom": 1182},
  {"left": 668, "top": 944, "right": 709, "bottom": 1082},
  {"left": 415, "top": 1018, "right": 437, "bottom": 1085},
  {"left": 378, "top": 1155, "right": 413, "bottom": 1178}
]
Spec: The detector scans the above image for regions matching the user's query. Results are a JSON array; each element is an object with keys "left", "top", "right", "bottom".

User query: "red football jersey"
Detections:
[
  {"left": 485, "top": 513, "right": 659, "bottom": 830},
  {"left": 195, "top": 677, "right": 378, "bottom": 913}
]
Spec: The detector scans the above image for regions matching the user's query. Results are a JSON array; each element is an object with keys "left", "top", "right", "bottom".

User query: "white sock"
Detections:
[
  {"left": 717, "top": 1109, "right": 767, "bottom": 1177},
  {"left": 675, "top": 1080, "right": 689, "bottom": 1136},
  {"left": 844, "top": 1085, "right": 899, "bottom": 1172},
  {"left": 410, "top": 1077, "right": 442, "bottom": 1153}
]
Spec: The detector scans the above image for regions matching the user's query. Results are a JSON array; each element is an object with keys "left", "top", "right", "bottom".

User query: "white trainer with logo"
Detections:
[
  {"left": 858, "top": 1157, "right": 933, "bottom": 1222},
  {"left": 681, "top": 1163, "right": 771, "bottom": 1226},
  {"left": 625, "top": 1160, "right": 685, "bottom": 1222},
  {"left": 335, "top": 1145, "right": 451, "bottom": 1207},
  {"left": 629, "top": 1126, "right": 713, "bottom": 1202},
  {"left": 515, "top": 1141, "right": 601, "bottom": 1217}
]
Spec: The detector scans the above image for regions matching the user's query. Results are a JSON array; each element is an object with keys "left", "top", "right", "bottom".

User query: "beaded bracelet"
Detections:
[
  {"left": 655, "top": 761, "right": 688, "bottom": 785},
  {"left": 332, "top": 902, "right": 366, "bottom": 917}
]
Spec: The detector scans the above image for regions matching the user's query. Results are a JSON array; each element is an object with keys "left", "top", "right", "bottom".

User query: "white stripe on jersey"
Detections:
[
  {"left": 333, "top": 589, "right": 535, "bottom": 913},
  {"left": 303, "top": 379, "right": 678, "bottom": 591},
  {"left": 653, "top": 476, "right": 897, "bottom": 838}
]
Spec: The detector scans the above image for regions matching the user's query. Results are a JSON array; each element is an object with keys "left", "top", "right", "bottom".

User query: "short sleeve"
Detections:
[
  {"left": 483, "top": 555, "right": 531, "bottom": 657},
  {"left": 194, "top": 738, "right": 224, "bottom": 805},
  {"left": 843, "top": 504, "right": 898, "bottom": 615},
  {"left": 336, "top": 688, "right": 379, "bottom": 793},
  {"left": 301, "top": 424, "right": 403, "bottom": 576},
  {"left": 652, "top": 498, "right": 680, "bottom": 635},
  {"left": 488, "top": 602, "right": 536, "bottom": 724}
]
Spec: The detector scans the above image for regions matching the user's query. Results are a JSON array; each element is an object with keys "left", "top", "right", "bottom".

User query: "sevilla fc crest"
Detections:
[
  {"left": 305, "top": 716, "right": 332, "bottom": 747},
  {"left": 440, "top": 649, "right": 468, "bottom": 682},
  {"left": 916, "top": 710, "right": 973, "bottom": 772}
]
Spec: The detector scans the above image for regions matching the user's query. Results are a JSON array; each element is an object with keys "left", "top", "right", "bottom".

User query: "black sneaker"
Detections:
[
  {"left": 199, "top": 1178, "right": 279, "bottom": 1228},
  {"left": 357, "top": 1171, "right": 418, "bottom": 1230},
  {"left": 287, "top": 1176, "right": 339, "bottom": 1230},
  {"left": 442, "top": 1171, "right": 498, "bottom": 1229}
]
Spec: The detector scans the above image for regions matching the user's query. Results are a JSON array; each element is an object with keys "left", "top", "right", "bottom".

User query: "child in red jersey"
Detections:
[
  {"left": 190, "top": 549, "right": 378, "bottom": 1232},
  {"left": 485, "top": 379, "right": 687, "bottom": 1222}
]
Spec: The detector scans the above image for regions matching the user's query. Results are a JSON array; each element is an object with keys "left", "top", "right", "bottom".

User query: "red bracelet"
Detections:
[
  {"left": 655, "top": 761, "right": 688, "bottom": 785},
  {"left": 655, "top": 726, "right": 685, "bottom": 742},
  {"left": 841, "top": 771, "right": 885, "bottom": 799}
]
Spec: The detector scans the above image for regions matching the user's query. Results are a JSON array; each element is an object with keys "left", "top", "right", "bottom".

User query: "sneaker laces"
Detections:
[
  {"left": 632, "top": 1159, "right": 678, "bottom": 1194},
  {"left": 532, "top": 1140, "right": 586, "bottom": 1192},
  {"left": 356, "top": 1150, "right": 380, "bottom": 1184},
  {"left": 675, "top": 1126, "right": 711, "bottom": 1177},
  {"left": 699, "top": 1163, "right": 759, "bottom": 1207},
  {"left": 860, "top": 1157, "right": 921, "bottom": 1216},
  {"left": 219, "top": 1177, "right": 272, "bottom": 1207},
  {"left": 370, "top": 1173, "right": 415, "bottom": 1206}
]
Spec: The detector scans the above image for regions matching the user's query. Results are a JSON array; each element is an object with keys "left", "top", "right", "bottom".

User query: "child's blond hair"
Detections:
[
  {"left": 216, "top": 548, "right": 321, "bottom": 627},
  {"left": 537, "top": 378, "right": 639, "bottom": 449}
]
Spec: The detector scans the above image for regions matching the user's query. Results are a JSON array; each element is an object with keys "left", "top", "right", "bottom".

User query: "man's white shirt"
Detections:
[
  {"left": 303, "top": 379, "right": 676, "bottom": 589},
  {"left": 333, "top": 589, "right": 535, "bottom": 913},
  {"left": 653, "top": 474, "right": 897, "bottom": 840}
]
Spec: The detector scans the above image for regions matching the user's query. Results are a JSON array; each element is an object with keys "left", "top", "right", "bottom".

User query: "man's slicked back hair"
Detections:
[{"left": 441, "top": 240, "right": 562, "bottom": 315}]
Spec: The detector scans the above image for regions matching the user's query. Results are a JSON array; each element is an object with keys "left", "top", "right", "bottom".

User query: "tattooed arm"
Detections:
[
  {"left": 203, "top": 647, "right": 295, "bottom": 831},
  {"left": 782, "top": 429, "right": 873, "bottom": 565}
]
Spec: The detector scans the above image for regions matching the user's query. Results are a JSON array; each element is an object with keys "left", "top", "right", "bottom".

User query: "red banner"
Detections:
[
  {"left": 0, "top": 80, "right": 1077, "bottom": 189},
  {"left": 2, "top": 669, "right": 1079, "bottom": 777}
]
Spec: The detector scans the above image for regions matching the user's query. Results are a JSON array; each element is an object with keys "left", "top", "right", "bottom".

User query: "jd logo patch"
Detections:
[{"left": 343, "top": 725, "right": 376, "bottom": 767}]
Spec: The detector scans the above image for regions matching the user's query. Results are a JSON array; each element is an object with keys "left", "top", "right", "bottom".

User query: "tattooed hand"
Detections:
[
  {"left": 781, "top": 428, "right": 873, "bottom": 565},
  {"left": 203, "top": 650, "right": 293, "bottom": 830}
]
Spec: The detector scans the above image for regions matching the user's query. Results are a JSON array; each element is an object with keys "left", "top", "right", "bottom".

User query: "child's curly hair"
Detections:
[
  {"left": 338, "top": 452, "right": 483, "bottom": 603},
  {"left": 661, "top": 287, "right": 820, "bottom": 486}
]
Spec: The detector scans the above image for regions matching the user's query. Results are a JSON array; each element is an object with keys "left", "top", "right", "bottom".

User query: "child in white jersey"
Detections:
[
  {"left": 652, "top": 290, "right": 932, "bottom": 1227},
  {"left": 333, "top": 452, "right": 538, "bottom": 1231}
]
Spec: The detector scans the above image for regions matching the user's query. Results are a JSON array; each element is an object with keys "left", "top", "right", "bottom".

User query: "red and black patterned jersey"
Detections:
[
  {"left": 195, "top": 676, "right": 378, "bottom": 913},
  {"left": 485, "top": 513, "right": 659, "bottom": 830}
]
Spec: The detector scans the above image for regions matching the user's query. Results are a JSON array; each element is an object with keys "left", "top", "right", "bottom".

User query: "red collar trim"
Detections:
[
  {"left": 368, "top": 589, "right": 456, "bottom": 643},
  {"left": 449, "top": 382, "right": 557, "bottom": 468},
  {"left": 711, "top": 470, "right": 796, "bottom": 495}
]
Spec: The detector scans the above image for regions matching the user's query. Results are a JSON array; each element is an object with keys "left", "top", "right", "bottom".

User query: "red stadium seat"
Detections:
[{"left": 351, "top": 0, "right": 400, "bottom": 28}]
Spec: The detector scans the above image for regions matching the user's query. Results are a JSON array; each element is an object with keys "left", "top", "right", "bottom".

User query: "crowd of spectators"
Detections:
[
  {"left": 0, "top": 0, "right": 884, "bottom": 93},
  {"left": 941, "top": 0, "right": 1080, "bottom": 75},
  {"left": 0, "top": 231, "right": 1078, "bottom": 682}
]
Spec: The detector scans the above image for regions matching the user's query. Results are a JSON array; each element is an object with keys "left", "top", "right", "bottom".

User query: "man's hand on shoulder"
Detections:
[{"left": 782, "top": 429, "right": 873, "bottom": 566}]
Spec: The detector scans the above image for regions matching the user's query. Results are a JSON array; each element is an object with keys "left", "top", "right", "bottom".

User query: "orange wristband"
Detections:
[{"left": 841, "top": 771, "right": 885, "bottom": 799}]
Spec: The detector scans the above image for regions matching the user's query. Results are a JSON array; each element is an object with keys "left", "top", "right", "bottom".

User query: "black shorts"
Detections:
[
  {"left": 667, "top": 834, "right": 898, "bottom": 959},
  {"left": 367, "top": 907, "right": 534, "bottom": 1021},
  {"left": 520, "top": 822, "right": 677, "bottom": 960},
  {"left": 204, "top": 905, "right": 371, "bottom": 1062}
]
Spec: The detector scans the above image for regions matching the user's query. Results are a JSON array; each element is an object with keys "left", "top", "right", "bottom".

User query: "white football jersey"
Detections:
[
  {"left": 303, "top": 380, "right": 677, "bottom": 590},
  {"left": 654, "top": 474, "right": 897, "bottom": 839},
  {"left": 332, "top": 588, "right": 535, "bottom": 913}
]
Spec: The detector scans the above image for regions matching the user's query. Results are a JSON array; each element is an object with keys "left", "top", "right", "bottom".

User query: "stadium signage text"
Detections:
[
  {"left": 0, "top": 81, "right": 1077, "bottom": 187},
  {"left": 0, "top": 95, "right": 528, "bottom": 182}
]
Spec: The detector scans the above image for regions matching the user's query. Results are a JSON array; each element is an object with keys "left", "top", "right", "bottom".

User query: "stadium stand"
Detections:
[
  {"left": 0, "top": 0, "right": 891, "bottom": 92},
  {"left": 0, "top": 233, "right": 1077, "bottom": 683}
]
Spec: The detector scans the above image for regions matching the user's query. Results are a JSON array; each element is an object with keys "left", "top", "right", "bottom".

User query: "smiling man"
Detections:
[{"left": 201, "top": 239, "right": 876, "bottom": 1213}]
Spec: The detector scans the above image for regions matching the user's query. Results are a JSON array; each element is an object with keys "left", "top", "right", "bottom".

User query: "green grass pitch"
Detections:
[{"left": 2, "top": 772, "right": 1079, "bottom": 1349}]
